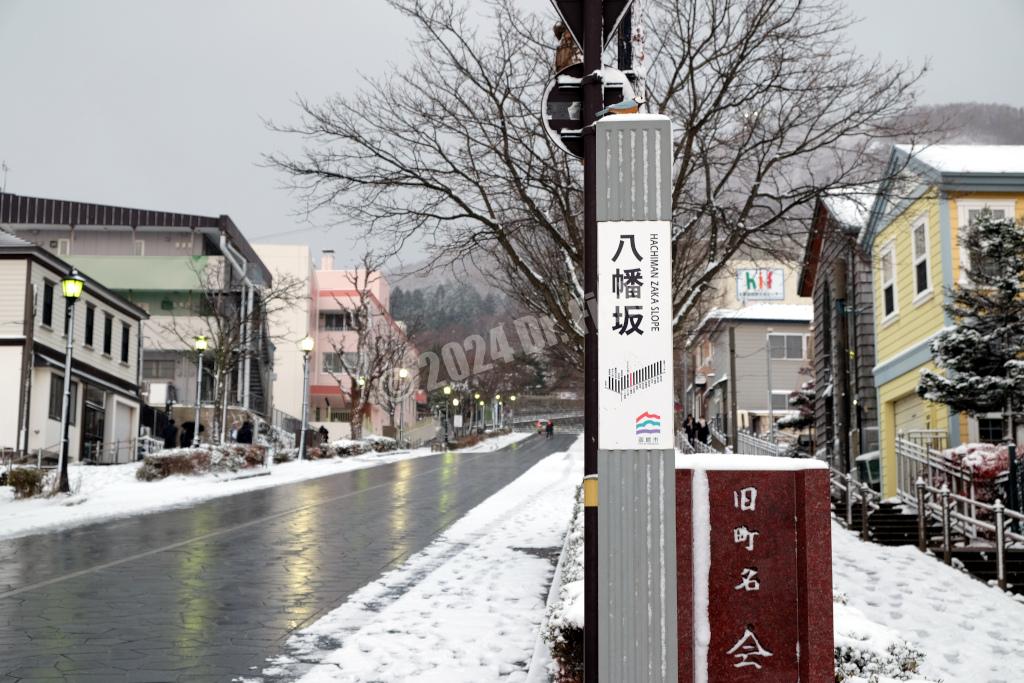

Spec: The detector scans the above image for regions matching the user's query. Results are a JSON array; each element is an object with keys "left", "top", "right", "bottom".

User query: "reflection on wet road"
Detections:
[{"left": 0, "top": 434, "right": 574, "bottom": 681}]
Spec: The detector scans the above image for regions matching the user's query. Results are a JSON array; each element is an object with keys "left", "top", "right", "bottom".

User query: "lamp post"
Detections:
[
  {"left": 298, "top": 335, "right": 314, "bottom": 461},
  {"left": 510, "top": 394, "right": 516, "bottom": 430},
  {"left": 478, "top": 399, "right": 485, "bottom": 432},
  {"left": 443, "top": 385, "right": 452, "bottom": 446},
  {"left": 473, "top": 392, "right": 481, "bottom": 431},
  {"left": 495, "top": 394, "right": 502, "bottom": 430},
  {"left": 56, "top": 268, "right": 84, "bottom": 493},
  {"left": 452, "top": 397, "right": 461, "bottom": 437},
  {"left": 193, "top": 335, "right": 208, "bottom": 447},
  {"left": 398, "top": 367, "right": 410, "bottom": 445}
]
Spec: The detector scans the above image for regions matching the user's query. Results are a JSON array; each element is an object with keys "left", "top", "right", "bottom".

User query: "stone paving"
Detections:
[{"left": 0, "top": 434, "right": 572, "bottom": 681}]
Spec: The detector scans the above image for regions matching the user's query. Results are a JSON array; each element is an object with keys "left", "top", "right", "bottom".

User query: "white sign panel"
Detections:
[
  {"left": 598, "top": 220, "right": 674, "bottom": 450},
  {"left": 454, "top": 415, "right": 463, "bottom": 428},
  {"left": 736, "top": 268, "right": 785, "bottom": 301}
]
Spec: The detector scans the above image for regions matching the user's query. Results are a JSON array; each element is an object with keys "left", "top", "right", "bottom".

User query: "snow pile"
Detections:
[
  {"left": 834, "top": 593, "right": 932, "bottom": 682},
  {"left": 271, "top": 437, "right": 583, "bottom": 683},
  {"left": 540, "top": 485, "right": 584, "bottom": 682}
]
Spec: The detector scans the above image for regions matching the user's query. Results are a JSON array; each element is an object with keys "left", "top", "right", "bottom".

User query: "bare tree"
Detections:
[
  {"left": 268, "top": 0, "right": 936, "bottom": 369},
  {"left": 160, "top": 262, "right": 306, "bottom": 443},
  {"left": 322, "top": 252, "right": 413, "bottom": 440}
]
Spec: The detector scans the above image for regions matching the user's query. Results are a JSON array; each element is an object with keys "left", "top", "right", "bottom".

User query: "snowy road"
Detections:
[{"left": 0, "top": 434, "right": 572, "bottom": 681}]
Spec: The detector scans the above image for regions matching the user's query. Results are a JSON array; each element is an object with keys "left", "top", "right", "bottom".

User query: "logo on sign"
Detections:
[
  {"left": 736, "top": 268, "right": 785, "bottom": 301},
  {"left": 635, "top": 411, "right": 661, "bottom": 436}
]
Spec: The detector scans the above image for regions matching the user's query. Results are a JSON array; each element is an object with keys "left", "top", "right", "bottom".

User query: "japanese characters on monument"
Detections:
[{"left": 597, "top": 220, "right": 674, "bottom": 450}]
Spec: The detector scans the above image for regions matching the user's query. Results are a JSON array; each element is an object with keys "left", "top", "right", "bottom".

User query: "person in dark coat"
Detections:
[
  {"left": 179, "top": 421, "right": 195, "bottom": 449},
  {"left": 684, "top": 415, "right": 696, "bottom": 444},
  {"left": 696, "top": 418, "right": 710, "bottom": 445},
  {"left": 236, "top": 421, "right": 254, "bottom": 444},
  {"left": 318, "top": 425, "right": 329, "bottom": 444},
  {"left": 161, "top": 419, "right": 178, "bottom": 449},
  {"left": 545, "top": 420, "right": 554, "bottom": 439}
]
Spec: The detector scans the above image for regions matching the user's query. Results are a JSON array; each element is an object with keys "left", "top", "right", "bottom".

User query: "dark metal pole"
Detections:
[
  {"left": 57, "top": 299, "right": 76, "bottom": 493},
  {"left": 583, "top": 0, "right": 601, "bottom": 679},
  {"left": 298, "top": 351, "right": 310, "bottom": 461}
]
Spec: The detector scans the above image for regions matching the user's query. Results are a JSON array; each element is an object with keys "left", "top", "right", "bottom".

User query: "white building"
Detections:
[{"left": 0, "top": 231, "right": 147, "bottom": 463}]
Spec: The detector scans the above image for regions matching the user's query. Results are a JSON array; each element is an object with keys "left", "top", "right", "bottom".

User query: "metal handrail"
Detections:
[{"left": 736, "top": 430, "right": 781, "bottom": 457}]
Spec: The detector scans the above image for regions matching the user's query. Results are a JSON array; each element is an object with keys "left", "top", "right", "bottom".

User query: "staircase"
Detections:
[{"left": 949, "top": 549, "right": 1024, "bottom": 595}]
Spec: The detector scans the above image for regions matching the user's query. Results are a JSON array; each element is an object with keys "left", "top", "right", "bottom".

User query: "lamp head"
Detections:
[
  {"left": 399, "top": 368, "right": 410, "bottom": 379},
  {"left": 194, "top": 335, "right": 208, "bottom": 352},
  {"left": 452, "top": 398, "right": 460, "bottom": 407},
  {"left": 61, "top": 268, "right": 85, "bottom": 300},
  {"left": 510, "top": 395, "right": 517, "bottom": 402},
  {"left": 298, "top": 336, "right": 315, "bottom": 353},
  {"left": 495, "top": 393, "right": 501, "bottom": 400},
  {"left": 357, "top": 376, "right": 366, "bottom": 386},
  {"left": 443, "top": 386, "right": 452, "bottom": 395}
]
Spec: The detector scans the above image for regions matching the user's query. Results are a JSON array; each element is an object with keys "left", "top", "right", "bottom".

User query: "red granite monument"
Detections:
[{"left": 675, "top": 454, "right": 833, "bottom": 682}]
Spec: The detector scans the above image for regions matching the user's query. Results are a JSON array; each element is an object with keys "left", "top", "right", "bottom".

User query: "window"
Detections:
[
  {"left": 977, "top": 417, "right": 1004, "bottom": 444},
  {"left": 770, "top": 392, "right": 791, "bottom": 411},
  {"left": 880, "top": 242, "right": 897, "bottom": 318},
  {"left": 322, "top": 351, "right": 361, "bottom": 373},
  {"left": 323, "top": 312, "right": 353, "bottom": 330},
  {"left": 143, "top": 359, "right": 176, "bottom": 379},
  {"left": 42, "top": 280, "right": 54, "bottom": 327},
  {"left": 102, "top": 314, "right": 113, "bottom": 354},
  {"left": 120, "top": 323, "right": 130, "bottom": 362},
  {"left": 84, "top": 305, "right": 95, "bottom": 346},
  {"left": 48, "top": 374, "right": 78, "bottom": 425},
  {"left": 959, "top": 200, "right": 1016, "bottom": 283},
  {"left": 911, "top": 217, "right": 930, "bottom": 297},
  {"left": 768, "top": 334, "right": 805, "bottom": 360},
  {"left": 57, "top": 239, "right": 70, "bottom": 256}
]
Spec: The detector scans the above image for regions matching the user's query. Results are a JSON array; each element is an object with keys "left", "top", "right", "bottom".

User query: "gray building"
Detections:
[
  {"left": 0, "top": 192, "right": 275, "bottom": 443},
  {"left": 798, "top": 189, "right": 879, "bottom": 470},
  {"left": 684, "top": 304, "right": 813, "bottom": 441}
]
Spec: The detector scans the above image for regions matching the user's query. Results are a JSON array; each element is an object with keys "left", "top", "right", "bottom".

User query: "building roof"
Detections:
[
  {"left": 706, "top": 303, "right": 813, "bottom": 323},
  {"left": 798, "top": 185, "right": 877, "bottom": 297},
  {"left": 0, "top": 230, "right": 35, "bottom": 248},
  {"left": 0, "top": 192, "right": 272, "bottom": 284},
  {"left": 895, "top": 144, "right": 1024, "bottom": 175}
]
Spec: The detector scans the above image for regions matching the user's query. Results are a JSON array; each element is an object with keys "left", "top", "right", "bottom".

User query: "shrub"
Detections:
[
  {"left": 833, "top": 594, "right": 932, "bottom": 681},
  {"left": 7, "top": 468, "right": 45, "bottom": 498},
  {"left": 327, "top": 440, "right": 372, "bottom": 457},
  {"left": 136, "top": 444, "right": 267, "bottom": 481},
  {"left": 364, "top": 435, "right": 398, "bottom": 452},
  {"left": 453, "top": 433, "right": 482, "bottom": 449}
]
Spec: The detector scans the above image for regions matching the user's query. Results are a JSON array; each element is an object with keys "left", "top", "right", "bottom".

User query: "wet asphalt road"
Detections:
[{"left": 0, "top": 433, "right": 575, "bottom": 682}]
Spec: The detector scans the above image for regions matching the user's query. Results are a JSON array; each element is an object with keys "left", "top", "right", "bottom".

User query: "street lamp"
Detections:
[
  {"left": 452, "top": 397, "right": 461, "bottom": 438},
  {"left": 474, "top": 392, "right": 481, "bottom": 430},
  {"left": 510, "top": 394, "right": 516, "bottom": 429},
  {"left": 192, "top": 335, "right": 208, "bottom": 447},
  {"left": 398, "top": 367, "right": 410, "bottom": 444},
  {"left": 298, "top": 335, "right": 315, "bottom": 461},
  {"left": 56, "top": 268, "right": 85, "bottom": 493},
  {"left": 442, "top": 386, "right": 452, "bottom": 445}
]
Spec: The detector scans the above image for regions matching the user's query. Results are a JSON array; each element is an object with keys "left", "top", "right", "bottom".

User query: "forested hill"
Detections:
[{"left": 391, "top": 282, "right": 508, "bottom": 348}]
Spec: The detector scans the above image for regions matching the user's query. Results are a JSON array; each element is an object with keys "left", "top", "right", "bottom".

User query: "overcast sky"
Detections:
[{"left": 1, "top": 0, "right": 1022, "bottom": 268}]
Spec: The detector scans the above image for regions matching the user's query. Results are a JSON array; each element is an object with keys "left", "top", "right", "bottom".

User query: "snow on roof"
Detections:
[
  {"left": 705, "top": 303, "right": 813, "bottom": 323},
  {"left": 821, "top": 185, "right": 877, "bottom": 228},
  {"left": 676, "top": 453, "right": 827, "bottom": 471},
  {"left": 896, "top": 144, "right": 1024, "bottom": 175}
]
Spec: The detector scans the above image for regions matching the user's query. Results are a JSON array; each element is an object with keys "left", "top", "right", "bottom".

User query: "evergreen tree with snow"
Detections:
[
  {"left": 777, "top": 379, "right": 815, "bottom": 431},
  {"left": 918, "top": 210, "right": 1024, "bottom": 417}
]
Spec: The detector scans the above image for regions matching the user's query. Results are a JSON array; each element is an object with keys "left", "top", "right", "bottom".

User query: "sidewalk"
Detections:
[{"left": 255, "top": 437, "right": 583, "bottom": 683}]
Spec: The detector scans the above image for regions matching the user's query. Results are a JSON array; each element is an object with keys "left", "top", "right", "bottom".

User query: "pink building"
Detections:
[{"left": 307, "top": 250, "right": 417, "bottom": 441}]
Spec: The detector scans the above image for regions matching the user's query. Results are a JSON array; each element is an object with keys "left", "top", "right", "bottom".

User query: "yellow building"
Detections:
[{"left": 863, "top": 145, "right": 1024, "bottom": 497}]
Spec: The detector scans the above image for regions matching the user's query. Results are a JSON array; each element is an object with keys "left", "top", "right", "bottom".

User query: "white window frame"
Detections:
[
  {"left": 910, "top": 214, "right": 932, "bottom": 303},
  {"left": 767, "top": 333, "right": 808, "bottom": 361},
  {"left": 879, "top": 239, "right": 898, "bottom": 323},
  {"left": 957, "top": 199, "right": 1016, "bottom": 285},
  {"left": 770, "top": 390, "right": 792, "bottom": 412}
]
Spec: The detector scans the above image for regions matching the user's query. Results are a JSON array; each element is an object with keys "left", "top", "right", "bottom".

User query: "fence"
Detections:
[
  {"left": 828, "top": 466, "right": 883, "bottom": 541},
  {"left": 83, "top": 435, "right": 164, "bottom": 465},
  {"left": 736, "top": 430, "right": 782, "bottom": 457},
  {"left": 676, "top": 430, "right": 720, "bottom": 454}
]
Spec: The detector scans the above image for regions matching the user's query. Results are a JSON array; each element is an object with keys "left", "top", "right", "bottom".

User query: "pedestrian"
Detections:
[
  {"left": 318, "top": 425, "right": 329, "bottom": 444},
  {"left": 684, "top": 414, "right": 696, "bottom": 444},
  {"left": 229, "top": 420, "right": 240, "bottom": 442},
  {"left": 179, "top": 421, "right": 195, "bottom": 448},
  {"left": 696, "top": 418, "right": 710, "bottom": 445},
  {"left": 546, "top": 420, "right": 554, "bottom": 439},
  {"left": 161, "top": 419, "right": 178, "bottom": 449},
  {"left": 236, "top": 420, "right": 254, "bottom": 444}
]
